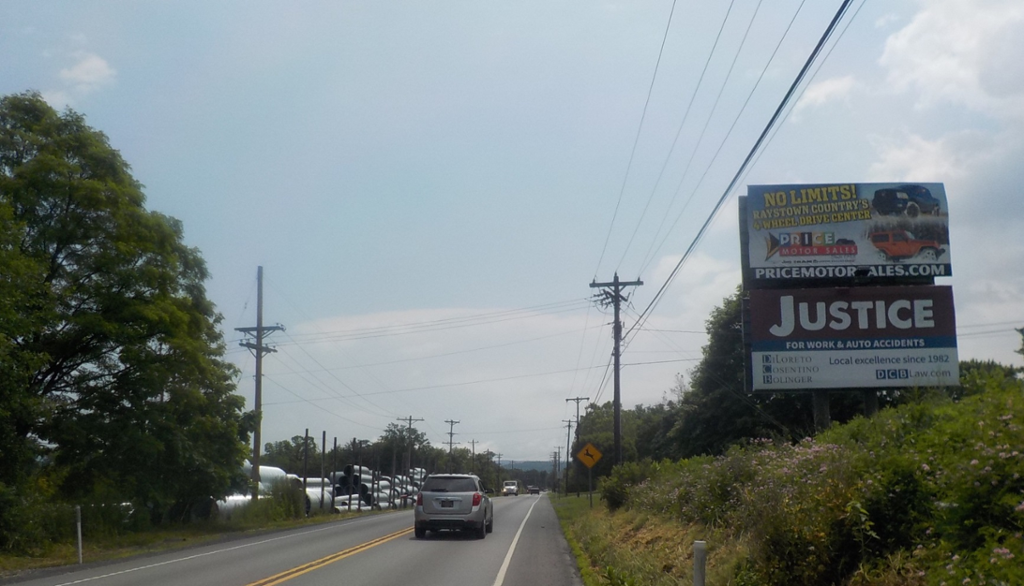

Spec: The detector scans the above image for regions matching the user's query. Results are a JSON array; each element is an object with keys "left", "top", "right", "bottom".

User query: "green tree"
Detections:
[
  {"left": 376, "top": 423, "right": 429, "bottom": 477},
  {"left": 668, "top": 286, "right": 865, "bottom": 458},
  {"left": 0, "top": 92, "right": 248, "bottom": 523},
  {"left": 0, "top": 200, "right": 47, "bottom": 486},
  {"left": 1016, "top": 327, "right": 1023, "bottom": 361},
  {"left": 263, "top": 436, "right": 321, "bottom": 474},
  {"left": 571, "top": 401, "right": 637, "bottom": 482}
]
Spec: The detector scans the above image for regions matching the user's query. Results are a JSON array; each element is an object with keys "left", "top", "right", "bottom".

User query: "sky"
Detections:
[{"left": 2, "top": 0, "right": 1023, "bottom": 463}]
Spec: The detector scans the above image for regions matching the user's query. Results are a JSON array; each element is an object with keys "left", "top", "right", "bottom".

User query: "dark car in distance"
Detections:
[
  {"left": 527, "top": 485, "right": 540, "bottom": 495},
  {"left": 872, "top": 184, "right": 941, "bottom": 217}
]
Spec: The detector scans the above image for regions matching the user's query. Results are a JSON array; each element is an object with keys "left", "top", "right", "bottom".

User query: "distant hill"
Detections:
[{"left": 509, "top": 461, "right": 550, "bottom": 472}]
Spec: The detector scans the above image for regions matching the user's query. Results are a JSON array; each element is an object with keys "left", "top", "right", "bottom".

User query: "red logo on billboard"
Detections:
[{"left": 766, "top": 232, "right": 858, "bottom": 260}]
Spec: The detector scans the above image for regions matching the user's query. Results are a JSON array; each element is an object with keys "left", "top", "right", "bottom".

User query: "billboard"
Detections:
[
  {"left": 748, "top": 285, "right": 959, "bottom": 390},
  {"left": 742, "top": 183, "right": 952, "bottom": 285}
]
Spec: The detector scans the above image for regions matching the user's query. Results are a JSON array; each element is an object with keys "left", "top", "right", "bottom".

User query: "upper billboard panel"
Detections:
[{"left": 742, "top": 183, "right": 952, "bottom": 285}]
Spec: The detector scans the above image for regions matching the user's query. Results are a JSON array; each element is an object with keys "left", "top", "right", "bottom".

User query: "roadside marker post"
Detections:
[
  {"left": 693, "top": 541, "right": 707, "bottom": 586},
  {"left": 76, "top": 505, "right": 82, "bottom": 564}
]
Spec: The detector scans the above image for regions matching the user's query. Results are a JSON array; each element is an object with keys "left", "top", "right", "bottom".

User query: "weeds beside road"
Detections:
[{"left": 555, "top": 374, "right": 1024, "bottom": 586}]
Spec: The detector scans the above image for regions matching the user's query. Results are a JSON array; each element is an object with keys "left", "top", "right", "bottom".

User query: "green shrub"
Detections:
[
  {"left": 224, "top": 481, "right": 306, "bottom": 526},
  {"left": 600, "top": 460, "right": 661, "bottom": 511},
  {"left": 600, "top": 369, "right": 1024, "bottom": 585}
]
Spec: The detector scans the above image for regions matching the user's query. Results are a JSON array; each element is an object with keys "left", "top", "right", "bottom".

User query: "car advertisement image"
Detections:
[
  {"left": 743, "top": 183, "right": 952, "bottom": 283},
  {"left": 749, "top": 285, "right": 959, "bottom": 390}
]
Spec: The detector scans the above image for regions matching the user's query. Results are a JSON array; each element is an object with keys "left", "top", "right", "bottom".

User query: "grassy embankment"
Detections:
[
  {"left": 0, "top": 483, "right": 372, "bottom": 578},
  {"left": 553, "top": 374, "right": 1024, "bottom": 586}
]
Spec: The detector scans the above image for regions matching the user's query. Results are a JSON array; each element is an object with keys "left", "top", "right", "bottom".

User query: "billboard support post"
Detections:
[
  {"left": 813, "top": 389, "right": 830, "bottom": 431},
  {"left": 864, "top": 390, "right": 878, "bottom": 417}
]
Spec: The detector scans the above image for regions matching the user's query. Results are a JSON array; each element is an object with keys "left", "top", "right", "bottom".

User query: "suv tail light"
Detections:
[
  {"left": 416, "top": 493, "right": 423, "bottom": 506},
  {"left": 472, "top": 492, "right": 482, "bottom": 507}
]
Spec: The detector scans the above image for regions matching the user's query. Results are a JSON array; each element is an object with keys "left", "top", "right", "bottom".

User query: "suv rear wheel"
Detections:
[{"left": 415, "top": 527, "right": 426, "bottom": 539}]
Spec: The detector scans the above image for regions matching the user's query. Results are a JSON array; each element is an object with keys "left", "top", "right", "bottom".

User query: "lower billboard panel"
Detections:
[
  {"left": 753, "top": 347, "right": 958, "bottom": 390},
  {"left": 749, "top": 285, "right": 959, "bottom": 390}
]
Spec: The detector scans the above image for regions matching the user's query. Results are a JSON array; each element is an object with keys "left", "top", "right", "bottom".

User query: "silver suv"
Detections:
[{"left": 414, "top": 474, "right": 494, "bottom": 539}]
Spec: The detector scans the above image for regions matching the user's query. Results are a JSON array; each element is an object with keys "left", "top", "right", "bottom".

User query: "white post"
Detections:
[
  {"left": 693, "top": 541, "right": 707, "bottom": 586},
  {"left": 76, "top": 505, "right": 83, "bottom": 564}
]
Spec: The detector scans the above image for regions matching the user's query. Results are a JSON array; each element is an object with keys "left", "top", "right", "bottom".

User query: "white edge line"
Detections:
[{"left": 492, "top": 497, "right": 540, "bottom": 586}]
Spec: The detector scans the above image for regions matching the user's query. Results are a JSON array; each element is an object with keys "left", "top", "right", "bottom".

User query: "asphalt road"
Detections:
[{"left": 7, "top": 494, "right": 582, "bottom": 586}]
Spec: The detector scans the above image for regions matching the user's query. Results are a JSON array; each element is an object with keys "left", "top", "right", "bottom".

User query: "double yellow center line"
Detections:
[{"left": 246, "top": 527, "right": 414, "bottom": 586}]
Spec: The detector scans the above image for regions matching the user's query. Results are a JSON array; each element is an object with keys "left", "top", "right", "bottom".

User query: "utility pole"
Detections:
[
  {"left": 566, "top": 396, "right": 590, "bottom": 427},
  {"left": 396, "top": 416, "right": 424, "bottom": 478},
  {"left": 320, "top": 430, "right": 326, "bottom": 511},
  {"left": 236, "top": 266, "right": 284, "bottom": 500},
  {"left": 590, "top": 273, "right": 642, "bottom": 465},
  {"left": 555, "top": 447, "right": 561, "bottom": 493},
  {"left": 551, "top": 451, "right": 558, "bottom": 492},
  {"left": 496, "top": 453, "right": 502, "bottom": 489},
  {"left": 469, "top": 439, "right": 478, "bottom": 474},
  {"left": 565, "top": 396, "right": 588, "bottom": 493},
  {"left": 302, "top": 428, "right": 310, "bottom": 494},
  {"left": 562, "top": 420, "right": 573, "bottom": 495},
  {"left": 444, "top": 419, "right": 460, "bottom": 472}
]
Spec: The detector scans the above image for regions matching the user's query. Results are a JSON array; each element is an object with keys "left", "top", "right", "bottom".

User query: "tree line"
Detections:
[{"left": 261, "top": 423, "right": 548, "bottom": 492}]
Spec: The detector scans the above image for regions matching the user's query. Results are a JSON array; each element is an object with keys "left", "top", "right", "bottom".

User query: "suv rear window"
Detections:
[{"left": 422, "top": 477, "right": 478, "bottom": 492}]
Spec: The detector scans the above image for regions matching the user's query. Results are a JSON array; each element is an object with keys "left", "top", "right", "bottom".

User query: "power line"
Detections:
[
  {"left": 264, "top": 361, "right": 620, "bottom": 401},
  {"left": 619, "top": 0, "right": 741, "bottom": 272},
  {"left": 271, "top": 344, "right": 392, "bottom": 420},
  {"left": 595, "top": 0, "right": 681, "bottom": 277},
  {"left": 633, "top": 0, "right": 765, "bottom": 275},
  {"left": 260, "top": 323, "right": 604, "bottom": 373},
  {"left": 592, "top": 355, "right": 614, "bottom": 405},
  {"left": 280, "top": 331, "right": 396, "bottom": 418},
  {"left": 735, "top": 0, "right": 867, "bottom": 199},
  {"left": 225, "top": 298, "right": 592, "bottom": 352},
  {"left": 638, "top": 0, "right": 811, "bottom": 275},
  {"left": 262, "top": 374, "right": 382, "bottom": 432},
  {"left": 275, "top": 299, "right": 589, "bottom": 344},
  {"left": 957, "top": 319, "right": 1024, "bottom": 329},
  {"left": 627, "top": 0, "right": 857, "bottom": 343}
]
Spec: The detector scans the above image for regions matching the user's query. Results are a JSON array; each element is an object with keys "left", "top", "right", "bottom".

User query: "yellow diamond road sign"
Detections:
[{"left": 577, "top": 443, "right": 602, "bottom": 468}]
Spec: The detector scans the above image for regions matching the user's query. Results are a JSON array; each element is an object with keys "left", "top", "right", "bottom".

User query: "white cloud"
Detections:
[
  {"left": 40, "top": 90, "right": 73, "bottom": 110},
  {"left": 880, "top": 0, "right": 1024, "bottom": 121},
  {"left": 794, "top": 75, "right": 856, "bottom": 114},
  {"left": 866, "top": 130, "right": 992, "bottom": 182},
  {"left": 59, "top": 51, "right": 116, "bottom": 94},
  {"left": 874, "top": 13, "right": 900, "bottom": 29}
]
